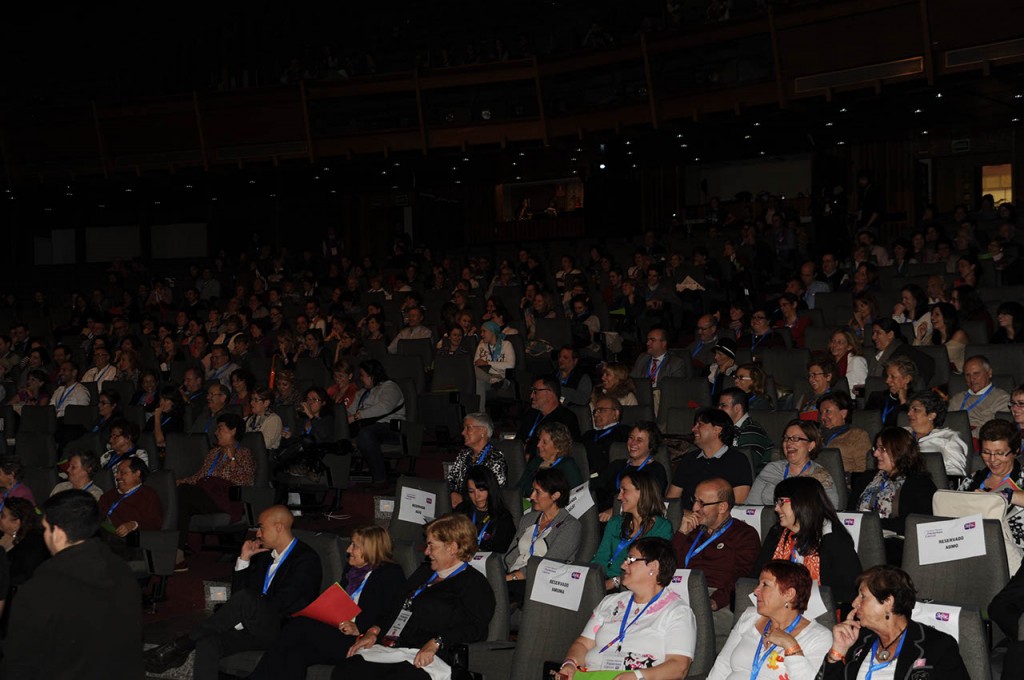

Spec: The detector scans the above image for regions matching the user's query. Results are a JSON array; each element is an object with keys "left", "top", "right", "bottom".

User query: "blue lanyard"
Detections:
[
  {"left": 472, "top": 511, "right": 492, "bottom": 544},
  {"left": 82, "top": 482, "right": 95, "bottom": 493},
  {"left": 616, "top": 456, "right": 653, "bottom": 490},
  {"left": 160, "top": 416, "right": 172, "bottom": 427},
  {"left": 685, "top": 519, "right": 734, "bottom": 567},
  {"left": 91, "top": 416, "right": 108, "bottom": 433},
  {"left": 882, "top": 397, "right": 898, "bottom": 423},
  {"left": 691, "top": 341, "right": 703, "bottom": 358},
  {"left": 961, "top": 384, "right": 995, "bottom": 412},
  {"left": 262, "top": 538, "right": 298, "bottom": 594},
  {"left": 599, "top": 589, "right": 665, "bottom": 653},
  {"left": 750, "top": 614, "right": 803, "bottom": 680},
  {"left": 94, "top": 365, "right": 113, "bottom": 382},
  {"left": 351, "top": 571, "right": 371, "bottom": 599},
  {"left": 357, "top": 389, "right": 371, "bottom": 410},
  {"left": 107, "top": 485, "right": 141, "bottom": 517},
  {"left": 595, "top": 426, "right": 617, "bottom": 442},
  {"left": 210, "top": 364, "right": 227, "bottom": 380},
  {"left": 56, "top": 383, "right": 79, "bottom": 409},
  {"left": 783, "top": 462, "right": 812, "bottom": 479},
  {"left": 529, "top": 515, "right": 559, "bottom": 556},
  {"left": 549, "top": 457, "right": 564, "bottom": 468},
  {"left": 825, "top": 426, "right": 849, "bottom": 446},
  {"left": 527, "top": 413, "right": 543, "bottom": 439},
  {"left": 981, "top": 472, "right": 1015, "bottom": 491},
  {"left": 474, "top": 444, "right": 492, "bottom": 466},
  {"left": 304, "top": 419, "right": 314, "bottom": 435},
  {"left": 750, "top": 334, "right": 766, "bottom": 352},
  {"left": 104, "top": 449, "right": 134, "bottom": 470},
  {"left": 410, "top": 563, "right": 468, "bottom": 601},
  {"left": 204, "top": 415, "right": 214, "bottom": 433},
  {"left": 865, "top": 631, "right": 907, "bottom": 680},
  {"left": 206, "top": 447, "right": 235, "bottom": 477},
  {"left": 608, "top": 525, "right": 645, "bottom": 567},
  {"left": 489, "top": 344, "right": 501, "bottom": 362}
]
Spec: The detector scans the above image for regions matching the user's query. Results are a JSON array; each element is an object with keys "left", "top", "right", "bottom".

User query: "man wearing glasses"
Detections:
[
  {"left": 671, "top": 477, "right": 759, "bottom": 646},
  {"left": 514, "top": 376, "right": 580, "bottom": 459},
  {"left": 686, "top": 314, "right": 721, "bottom": 371},
  {"left": 189, "top": 382, "right": 231, "bottom": 445},
  {"left": 581, "top": 396, "right": 630, "bottom": 475}
]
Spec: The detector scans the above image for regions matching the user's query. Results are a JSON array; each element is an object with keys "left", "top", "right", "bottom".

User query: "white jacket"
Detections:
[{"left": 910, "top": 426, "right": 969, "bottom": 476}]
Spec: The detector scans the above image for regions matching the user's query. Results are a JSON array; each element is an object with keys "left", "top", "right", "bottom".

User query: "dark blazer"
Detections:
[
  {"left": 233, "top": 538, "right": 323, "bottom": 627},
  {"left": 393, "top": 561, "right": 496, "bottom": 661},
  {"left": 865, "top": 391, "right": 908, "bottom": 428},
  {"left": 630, "top": 352, "right": 690, "bottom": 382},
  {"left": 822, "top": 619, "right": 969, "bottom": 680},
  {"left": 849, "top": 470, "right": 937, "bottom": 535},
  {"left": 351, "top": 561, "right": 407, "bottom": 634},
  {"left": 581, "top": 423, "right": 630, "bottom": 476},
  {"left": 753, "top": 522, "right": 862, "bottom": 604},
  {"left": 871, "top": 340, "right": 935, "bottom": 387},
  {"left": 516, "top": 405, "right": 582, "bottom": 458}
]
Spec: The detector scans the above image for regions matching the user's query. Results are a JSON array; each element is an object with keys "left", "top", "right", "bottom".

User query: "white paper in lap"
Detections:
[
  {"left": 469, "top": 551, "right": 491, "bottom": 576},
  {"left": 397, "top": 487, "right": 436, "bottom": 525},
  {"left": 916, "top": 514, "right": 986, "bottom": 565},
  {"left": 837, "top": 512, "right": 863, "bottom": 552},
  {"left": 912, "top": 602, "right": 961, "bottom": 642},
  {"left": 566, "top": 482, "right": 595, "bottom": 519},
  {"left": 667, "top": 569, "right": 692, "bottom": 605},
  {"left": 529, "top": 559, "right": 590, "bottom": 611},
  {"left": 731, "top": 505, "right": 765, "bottom": 541},
  {"left": 357, "top": 645, "right": 453, "bottom": 680}
]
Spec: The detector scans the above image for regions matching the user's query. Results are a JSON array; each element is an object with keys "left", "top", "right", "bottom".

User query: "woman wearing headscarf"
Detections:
[{"left": 474, "top": 320, "right": 516, "bottom": 408}]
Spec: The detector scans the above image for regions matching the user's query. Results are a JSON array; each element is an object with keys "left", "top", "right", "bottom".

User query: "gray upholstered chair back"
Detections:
[{"left": 733, "top": 577, "right": 836, "bottom": 629}]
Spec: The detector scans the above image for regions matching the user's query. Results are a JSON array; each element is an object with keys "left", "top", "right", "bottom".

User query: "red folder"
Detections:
[{"left": 292, "top": 582, "right": 362, "bottom": 627}]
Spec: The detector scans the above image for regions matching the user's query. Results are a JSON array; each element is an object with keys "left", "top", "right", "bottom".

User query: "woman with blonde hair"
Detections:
[{"left": 591, "top": 361, "right": 638, "bottom": 407}]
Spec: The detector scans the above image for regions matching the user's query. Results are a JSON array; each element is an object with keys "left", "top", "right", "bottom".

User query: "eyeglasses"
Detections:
[
  {"left": 697, "top": 325, "right": 714, "bottom": 332},
  {"left": 774, "top": 497, "right": 792, "bottom": 507},
  {"left": 751, "top": 315, "right": 768, "bottom": 321},
  {"left": 623, "top": 556, "right": 651, "bottom": 564},
  {"left": 307, "top": 397, "right": 324, "bottom": 403},
  {"left": 981, "top": 449, "right": 1015, "bottom": 458},
  {"left": 1010, "top": 401, "right": 1024, "bottom": 409},
  {"left": 781, "top": 435, "right": 812, "bottom": 443},
  {"left": 693, "top": 499, "right": 728, "bottom": 508},
  {"left": 529, "top": 387, "right": 551, "bottom": 393},
  {"left": 716, "top": 403, "right": 732, "bottom": 409},
  {"left": 735, "top": 376, "right": 753, "bottom": 382},
  {"left": 593, "top": 407, "right": 616, "bottom": 413}
]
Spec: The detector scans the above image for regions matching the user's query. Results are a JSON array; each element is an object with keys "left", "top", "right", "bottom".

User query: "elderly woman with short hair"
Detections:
[
  {"left": 904, "top": 390, "right": 969, "bottom": 476},
  {"left": 823, "top": 565, "right": 968, "bottom": 679},
  {"left": 516, "top": 421, "right": 583, "bottom": 497},
  {"left": 50, "top": 451, "right": 103, "bottom": 501},
  {"left": 446, "top": 412, "right": 508, "bottom": 507}
]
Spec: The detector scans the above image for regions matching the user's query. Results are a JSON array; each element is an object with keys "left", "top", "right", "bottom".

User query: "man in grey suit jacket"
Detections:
[{"left": 630, "top": 326, "right": 690, "bottom": 387}]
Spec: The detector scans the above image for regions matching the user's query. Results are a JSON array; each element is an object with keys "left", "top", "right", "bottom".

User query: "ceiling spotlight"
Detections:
[
  {"left": 838, "top": 141, "right": 846, "bottom": 145},
  {"left": 825, "top": 122, "right": 834, "bottom": 127},
  {"left": 936, "top": 93, "right": 943, "bottom": 98},
  {"left": 625, "top": 141, "right": 631, "bottom": 145},
  {"left": 599, "top": 163, "right": 606, "bottom": 169},
  {"left": 462, "top": 157, "right": 469, "bottom": 162},
  {"left": 1015, "top": 94, "right": 1023, "bottom": 99},
  {"left": 694, "top": 157, "right": 700, "bottom": 162},
  {"left": 1013, "top": 117, "right": 1021, "bottom": 123},
  {"left": 681, "top": 143, "right": 688, "bottom": 148},
  {"left": 759, "top": 151, "right": 766, "bottom": 156},
  {"left": 455, "top": 180, "right": 462, "bottom": 184},
  {"left": 248, "top": 180, "right": 255, "bottom": 184},
  {"left": 840, "top": 108, "right": 848, "bottom": 113},
  {"left": 518, "top": 152, "right": 525, "bottom": 157},
  {"left": 744, "top": 135, "right": 752, "bottom": 139},
  {"left": 677, "top": 134, "right": 683, "bottom": 139},
  {"left": 481, "top": 109, "right": 492, "bottom": 120},
  {"left": 914, "top": 109, "right": 922, "bottom": 114},
  {"left": 922, "top": 130, "right": 929, "bottom": 135},
  {"left": 753, "top": 122, "right": 761, "bottom": 127}
]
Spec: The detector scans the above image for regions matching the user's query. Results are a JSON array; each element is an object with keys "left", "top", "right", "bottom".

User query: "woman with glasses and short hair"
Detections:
[
  {"left": 753, "top": 476, "right": 861, "bottom": 606},
  {"left": 1008, "top": 386, "right": 1024, "bottom": 451},
  {"left": 958, "top": 419, "right": 1024, "bottom": 550},
  {"left": 748, "top": 420, "right": 840, "bottom": 508}
]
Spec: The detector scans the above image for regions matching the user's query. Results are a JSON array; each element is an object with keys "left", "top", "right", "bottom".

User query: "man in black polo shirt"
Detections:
[
  {"left": 515, "top": 375, "right": 581, "bottom": 459},
  {"left": 666, "top": 407, "right": 751, "bottom": 506},
  {"left": 581, "top": 396, "right": 630, "bottom": 476},
  {"left": 554, "top": 345, "right": 592, "bottom": 407}
]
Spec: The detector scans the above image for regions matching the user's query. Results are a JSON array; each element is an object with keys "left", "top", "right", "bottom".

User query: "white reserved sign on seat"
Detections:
[
  {"left": 566, "top": 482, "right": 595, "bottom": 519},
  {"left": 530, "top": 559, "right": 590, "bottom": 611},
  {"left": 837, "top": 513, "right": 863, "bottom": 552},
  {"left": 912, "top": 602, "right": 961, "bottom": 641},
  {"left": 916, "top": 514, "right": 985, "bottom": 565},
  {"left": 397, "top": 487, "right": 437, "bottom": 525},
  {"left": 667, "top": 569, "right": 692, "bottom": 605},
  {"left": 731, "top": 505, "right": 765, "bottom": 540},
  {"left": 469, "top": 552, "right": 491, "bottom": 576}
]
